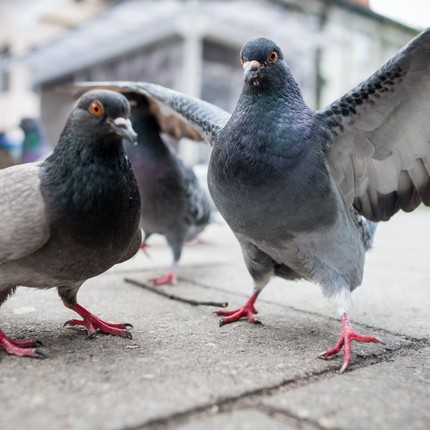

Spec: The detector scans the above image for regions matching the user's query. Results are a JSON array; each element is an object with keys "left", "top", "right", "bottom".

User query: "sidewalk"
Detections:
[{"left": 1, "top": 211, "right": 429, "bottom": 430}]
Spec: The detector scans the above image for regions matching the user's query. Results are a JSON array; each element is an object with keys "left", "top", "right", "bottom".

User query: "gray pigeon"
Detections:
[
  {"left": 74, "top": 28, "right": 430, "bottom": 372},
  {"left": 124, "top": 93, "right": 212, "bottom": 285},
  {"left": 0, "top": 132, "right": 15, "bottom": 169},
  {"left": 0, "top": 90, "right": 141, "bottom": 358},
  {"left": 19, "top": 117, "right": 51, "bottom": 163}
]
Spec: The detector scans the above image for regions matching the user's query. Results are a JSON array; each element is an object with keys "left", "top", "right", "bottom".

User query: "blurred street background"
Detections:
[
  {"left": 1, "top": 2, "right": 429, "bottom": 429},
  {"left": 0, "top": 0, "right": 427, "bottom": 167}
]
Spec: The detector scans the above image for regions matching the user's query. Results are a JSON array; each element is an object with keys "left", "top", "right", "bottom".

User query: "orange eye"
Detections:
[
  {"left": 240, "top": 57, "right": 244, "bottom": 65},
  {"left": 89, "top": 100, "right": 104, "bottom": 117},
  {"left": 268, "top": 50, "right": 278, "bottom": 63}
]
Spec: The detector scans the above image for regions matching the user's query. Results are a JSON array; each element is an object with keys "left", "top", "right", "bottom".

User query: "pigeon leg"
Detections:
[
  {"left": 150, "top": 255, "right": 178, "bottom": 285},
  {"left": 64, "top": 303, "right": 132, "bottom": 339},
  {"left": 215, "top": 292, "right": 260, "bottom": 326},
  {"left": 318, "top": 312, "right": 384, "bottom": 373},
  {"left": 139, "top": 241, "right": 151, "bottom": 258},
  {"left": 0, "top": 329, "right": 44, "bottom": 358},
  {"left": 186, "top": 234, "right": 210, "bottom": 246},
  {"left": 150, "top": 271, "right": 177, "bottom": 286}
]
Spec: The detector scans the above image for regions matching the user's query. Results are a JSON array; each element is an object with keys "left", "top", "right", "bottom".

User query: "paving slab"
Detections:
[
  {"left": 262, "top": 347, "right": 430, "bottom": 430},
  {"left": 175, "top": 408, "right": 298, "bottom": 430},
  {"left": 0, "top": 271, "right": 409, "bottom": 430},
  {"left": 0, "top": 211, "right": 429, "bottom": 430}
]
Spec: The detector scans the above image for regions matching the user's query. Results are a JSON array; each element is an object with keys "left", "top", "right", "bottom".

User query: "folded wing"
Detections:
[{"left": 0, "top": 163, "right": 50, "bottom": 263}]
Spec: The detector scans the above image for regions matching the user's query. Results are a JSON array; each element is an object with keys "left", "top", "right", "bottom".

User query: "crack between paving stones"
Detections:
[
  {"left": 90, "top": 267, "right": 428, "bottom": 345},
  {"left": 109, "top": 267, "right": 425, "bottom": 344},
  {"left": 256, "top": 404, "right": 330, "bottom": 430},
  {"left": 169, "top": 276, "right": 430, "bottom": 345},
  {"left": 117, "top": 340, "right": 427, "bottom": 430}
]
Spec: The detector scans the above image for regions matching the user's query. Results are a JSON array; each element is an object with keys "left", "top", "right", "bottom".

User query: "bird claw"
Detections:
[
  {"left": 374, "top": 337, "right": 385, "bottom": 345},
  {"left": 32, "top": 350, "right": 47, "bottom": 359},
  {"left": 0, "top": 331, "right": 45, "bottom": 358},
  {"left": 215, "top": 303, "right": 259, "bottom": 326},
  {"left": 87, "top": 331, "right": 98, "bottom": 340},
  {"left": 150, "top": 271, "right": 177, "bottom": 286},
  {"left": 339, "top": 361, "right": 349, "bottom": 374},
  {"left": 319, "top": 312, "right": 384, "bottom": 373},
  {"left": 218, "top": 316, "right": 262, "bottom": 327},
  {"left": 64, "top": 304, "right": 133, "bottom": 339},
  {"left": 215, "top": 292, "right": 260, "bottom": 326},
  {"left": 139, "top": 241, "right": 151, "bottom": 258}
]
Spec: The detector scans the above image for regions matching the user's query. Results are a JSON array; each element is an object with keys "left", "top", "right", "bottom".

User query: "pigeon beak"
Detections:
[
  {"left": 243, "top": 60, "right": 262, "bottom": 83},
  {"left": 108, "top": 117, "right": 138, "bottom": 145},
  {"left": 243, "top": 60, "right": 261, "bottom": 73}
]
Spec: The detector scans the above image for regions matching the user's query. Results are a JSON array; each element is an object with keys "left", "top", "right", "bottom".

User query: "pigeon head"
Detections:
[
  {"left": 123, "top": 92, "right": 162, "bottom": 140},
  {"left": 19, "top": 118, "right": 39, "bottom": 133},
  {"left": 239, "top": 38, "right": 303, "bottom": 102},
  {"left": 72, "top": 90, "right": 137, "bottom": 145},
  {"left": 240, "top": 38, "right": 286, "bottom": 88}
]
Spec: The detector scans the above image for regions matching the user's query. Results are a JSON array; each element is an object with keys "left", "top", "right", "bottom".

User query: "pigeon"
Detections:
[
  {"left": 19, "top": 117, "right": 51, "bottom": 163},
  {"left": 124, "top": 93, "right": 212, "bottom": 285},
  {"left": 73, "top": 27, "right": 430, "bottom": 372},
  {"left": 0, "top": 89, "right": 141, "bottom": 358},
  {"left": 0, "top": 132, "right": 15, "bottom": 169}
]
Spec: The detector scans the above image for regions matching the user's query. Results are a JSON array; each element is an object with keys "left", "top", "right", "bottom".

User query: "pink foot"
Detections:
[
  {"left": 64, "top": 304, "right": 132, "bottom": 339},
  {"left": 139, "top": 241, "right": 151, "bottom": 258},
  {"left": 318, "top": 312, "right": 384, "bottom": 373},
  {"left": 0, "top": 329, "right": 44, "bottom": 358},
  {"left": 215, "top": 292, "right": 260, "bottom": 326},
  {"left": 186, "top": 234, "right": 210, "bottom": 246},
  {"left": 150, "top": 271, "right": 177, "bottom": 286}
]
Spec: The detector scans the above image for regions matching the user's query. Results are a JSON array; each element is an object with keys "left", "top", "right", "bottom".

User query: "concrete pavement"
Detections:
[{"left": 0, "top": 210, "right": 429, "bottom": 430}]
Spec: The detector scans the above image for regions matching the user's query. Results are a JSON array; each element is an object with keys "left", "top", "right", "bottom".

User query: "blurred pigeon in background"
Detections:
[
  {"left": 0, "top": 90, "right": 141, "bottom": 358},
  {"left": 75, "top": 27, "right": 430, "bottom": 372},
  {"left": 125, "top": 93, "right": 212, "bottom": 285},
  {"left": 0, "top": 131, "right": 16, "bottom": 169},
  {"left": 19, "top": 117, "right": 51, "bottom": 163}
]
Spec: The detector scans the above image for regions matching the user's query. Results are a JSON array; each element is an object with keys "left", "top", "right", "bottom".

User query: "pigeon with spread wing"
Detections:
[{"left": 74, "top": 28, "right": 430, "bottom": 372}]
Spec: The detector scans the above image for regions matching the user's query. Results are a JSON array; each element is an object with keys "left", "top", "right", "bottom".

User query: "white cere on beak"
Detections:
[
  {"left": 113, "top": 117, "right": 132, "bottom": 128},
  {"left": 242, "top": 60, "right": 261, "bottom": 74},
  {"left": 111, "top": 116, "right": 138, "bottom": 145}
]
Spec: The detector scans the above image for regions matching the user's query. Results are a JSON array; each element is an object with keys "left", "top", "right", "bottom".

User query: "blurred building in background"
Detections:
[{"left": 0, "top": 0, "right": 420, "bottom": 163}]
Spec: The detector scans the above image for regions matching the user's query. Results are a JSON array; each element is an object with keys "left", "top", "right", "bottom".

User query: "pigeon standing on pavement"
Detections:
[
  {"left": 74, "top": 27, "right": 430, "bottom": 372},
  {"left": 19, "top": 117, "right": 51, "bottom": 163},
  {"left": 0, "top": 90, "right": 141, "bottom": 358},
  {"left": 125, "top": 93, "right": 212, "bottom": 285}
]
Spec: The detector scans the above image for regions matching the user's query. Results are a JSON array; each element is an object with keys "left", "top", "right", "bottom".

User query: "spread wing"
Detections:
[
  {"left": 72, "top": 81, "right": 230, "bottom": 146},
  {"left": 0, "top": 163, "right": 50, "bottom": 263},
  {"left": 318, "top": 28, "right": 430, "bottom": 221}
]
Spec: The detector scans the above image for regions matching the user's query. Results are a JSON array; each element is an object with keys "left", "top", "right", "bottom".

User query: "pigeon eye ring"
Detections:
[
  {"left": 89, "top": 100, "right": 104, "bottom": 117},
  {"left": 268, "top": 50, "right": 278, "bottom": 63}
]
